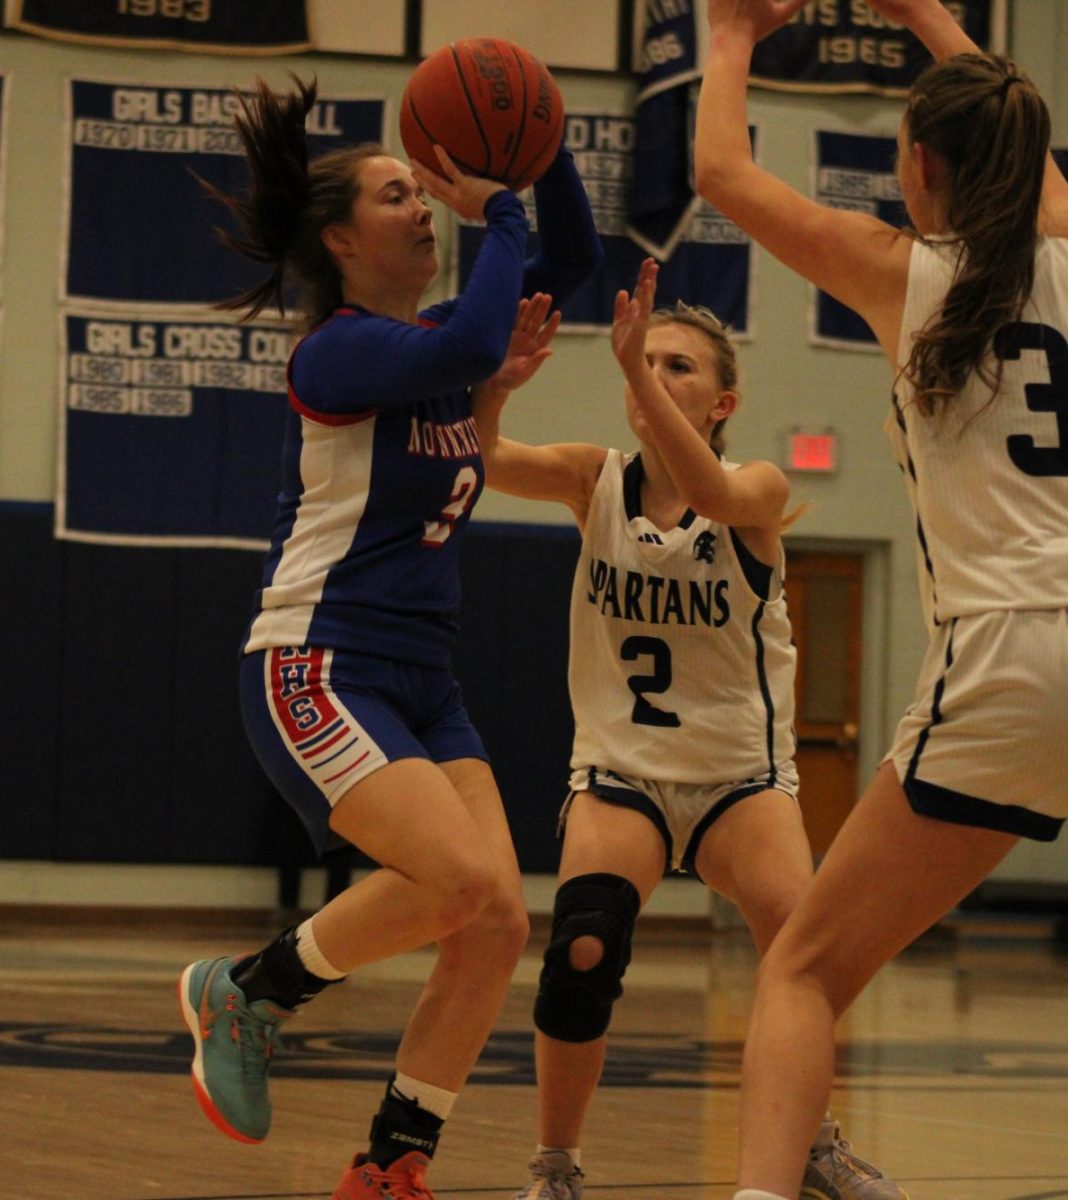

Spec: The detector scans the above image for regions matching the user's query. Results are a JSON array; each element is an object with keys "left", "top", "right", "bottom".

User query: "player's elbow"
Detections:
[{"left": 694, "top": 157, "right": 732, "bottom": 208}]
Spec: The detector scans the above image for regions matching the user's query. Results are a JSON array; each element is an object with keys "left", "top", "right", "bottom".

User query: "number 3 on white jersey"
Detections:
[{"left": 423, "top": 465, "right": 479, "bottom": 547}]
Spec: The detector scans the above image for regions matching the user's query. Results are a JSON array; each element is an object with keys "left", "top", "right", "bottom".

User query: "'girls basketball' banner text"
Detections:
[
  {"left": 811, "top": 128, "right": 907, "bottom": 350},
  {"left": 456, "top": 112, "right": 754, "bottom": 337},
  {"left": 64, "top": 81, "right": 386, "bottom": 306},
  {"left": 57, "top": 313, "right": 290, "bottom": 547},
  {"left": 7, "top": 0, "right": 309, "bottom": 53},
  {"left": 751, "top": 0, "right": 995, "bottom": 94}
]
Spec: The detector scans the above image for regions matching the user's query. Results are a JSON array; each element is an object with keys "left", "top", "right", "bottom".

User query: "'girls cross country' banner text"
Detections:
[
  {"left": 57, "top": 313, "right": 291, "bottom": 547},
  {"left": 811, "top": 129, "right": 906, "bottom": 350},
  {"left": 456, "top": 112, "right": 755, "bottom": 337},
  {"left": 751, "top": 0, "right": 996, "bottom": 95},
  {"left": 64, "top": 81, "right": 386, "bottom": 306},
  {"left": 7, "top": 0, "right": 309, "bottom": 54}
]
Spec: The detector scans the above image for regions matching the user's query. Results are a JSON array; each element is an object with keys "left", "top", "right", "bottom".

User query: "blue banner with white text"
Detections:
[
  {"left": 751, "top": 1, "right": 994, "bottom": 95},
  {"left": 57, "top": 313, "right": 291, "bottom": 546},
  {"left": 811, "top": 128, "right": 907, "bottom": 350},
  {"left": 456, "top": 112, "right": 754, "bottom": 336},
  {"left": 64, "top": 80, "right": 386, "bottom": 306},
  {"left": 10, "top": 0, "right": 309, "bottom": 53}
]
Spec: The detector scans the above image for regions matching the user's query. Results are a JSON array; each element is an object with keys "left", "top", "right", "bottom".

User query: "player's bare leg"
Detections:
[
  {"left": 735, "top": 764, "right": 1016, "bottom": 1199},
  {"left": 515, "top": 793, "right": 665, "bottom": 1198}
]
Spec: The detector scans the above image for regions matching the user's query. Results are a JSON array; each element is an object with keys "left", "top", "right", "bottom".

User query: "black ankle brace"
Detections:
[
  {"left": 233, "top": 925, "right": 342, "bottom": 1009},
  {"left": 367, "top": 1091, "right": 443, "bottom": 1166}
]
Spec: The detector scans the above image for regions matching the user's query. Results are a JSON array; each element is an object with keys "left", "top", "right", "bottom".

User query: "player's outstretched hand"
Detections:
[
  {"left": 611, "top": 257, "right": 658, "bottom": 377},
  {"left": 705, "top": 0, "right": 807, "bottom": 41},
  {"left": 411, "top": 145, "right": 508, "bottom": 222},
  {"left": 482, "top": 293, "right": 562, "bottom": 394}
]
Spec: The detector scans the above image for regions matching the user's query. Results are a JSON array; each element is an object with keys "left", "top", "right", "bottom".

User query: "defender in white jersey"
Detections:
[
  {"left": 474, "top": 273, "right": 903, "bottom": 1200},
  {"left": 696, "top": 2, "right": 1068, "bottom": 1198}
]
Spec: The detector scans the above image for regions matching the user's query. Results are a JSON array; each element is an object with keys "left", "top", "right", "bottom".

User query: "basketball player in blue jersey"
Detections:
[
  {"left": 472, "top": 266, "right": 903, "bottom": 1200},
  {"left": 695, "top": 2, "right": 1068, "bottom": 1199},
  {"left": 175, "top": 76, "right": 601, "bottom": 1200}
]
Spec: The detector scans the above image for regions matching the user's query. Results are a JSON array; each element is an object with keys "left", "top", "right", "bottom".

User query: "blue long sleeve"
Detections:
[
  {"left": 523, "top": 143, "right": 604, "bottom": 301},
  {"left": 291, "top": 190, "right": 528, "bottom": 414},
  {"left": 422, "top": 145, "right": 604, "bottom": 332}
]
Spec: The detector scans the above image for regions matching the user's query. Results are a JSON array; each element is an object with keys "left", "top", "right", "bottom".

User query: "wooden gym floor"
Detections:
[{"left": 3, "top": 908, "right": 1068, "bottom": 1200}]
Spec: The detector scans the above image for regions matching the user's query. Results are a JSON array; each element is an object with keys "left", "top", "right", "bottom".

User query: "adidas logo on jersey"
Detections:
[{"left": 638, "top": 532, "right": 663, "bottom": 545}]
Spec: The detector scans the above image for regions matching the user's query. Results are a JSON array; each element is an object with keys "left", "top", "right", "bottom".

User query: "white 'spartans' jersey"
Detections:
[
  {"left": 888, "top": 236, "right": 1068, "bottom": 632},
  {"left": 569, "top": 450, "right": 797, "bottom": 785}
]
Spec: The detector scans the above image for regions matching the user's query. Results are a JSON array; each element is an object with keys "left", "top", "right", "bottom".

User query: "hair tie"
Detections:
[{"left": 998, "top": 73, "right": 1022, "bottom": 98}]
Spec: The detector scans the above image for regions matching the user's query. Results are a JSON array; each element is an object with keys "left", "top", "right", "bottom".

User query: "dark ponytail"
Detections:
[
  {"left": 200, "top": 75, "right": 386, "bottom": 330},
  {"left": 903, "top": 54, "right": 1050, "bottom": 413}
]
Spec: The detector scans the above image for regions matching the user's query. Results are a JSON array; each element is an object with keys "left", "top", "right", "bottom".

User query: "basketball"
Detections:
[{"left": 400, "top": 37, "right": 565, "bottom": 192}]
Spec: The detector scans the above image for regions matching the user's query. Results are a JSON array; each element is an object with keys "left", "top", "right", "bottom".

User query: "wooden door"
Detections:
[{"left": 786, "top": 551, "right": 865, "bottom": 857}]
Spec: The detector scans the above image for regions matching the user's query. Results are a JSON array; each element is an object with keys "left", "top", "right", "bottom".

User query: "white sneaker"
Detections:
[
  {"left": 512, "top": 1151, "right": 584, "bottom": 1200},
  {"left": 802, "top": 1120, "right": 909, "bottom": 1200}
]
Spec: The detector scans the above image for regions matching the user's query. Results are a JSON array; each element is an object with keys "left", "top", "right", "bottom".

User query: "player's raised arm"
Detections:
[
  {"left": 612, "top": 259, "right": 788, "bottom": 533},
  {"left": 694, "top": 0, "right": 912, "bottom": 357}
]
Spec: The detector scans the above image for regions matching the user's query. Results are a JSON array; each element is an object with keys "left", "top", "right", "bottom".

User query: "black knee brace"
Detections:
[{"left": 533, "top": 872, "right": 641, "bottom": 1043}]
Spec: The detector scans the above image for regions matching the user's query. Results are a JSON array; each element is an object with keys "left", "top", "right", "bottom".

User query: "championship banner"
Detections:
[
  {"left": 751, "top": 0, "right": 997, "bottom": 95},
  {"left": 455, "top": 112, "right": 755, "bottom": 337},
  {"left": 7, "top": 0, "right": 309, "bottom": 54},
  {"left": 627, "top": 0, "right": 704, "bottom": 259},
  {"left": 64, "top": 81, "right": 386, "bottom": 306},
  {"left": 811, "top": 128, "right": 906, "bottom": 350},
  {"left": 56, "top": 312, "right": 290, "bottom": 547}
]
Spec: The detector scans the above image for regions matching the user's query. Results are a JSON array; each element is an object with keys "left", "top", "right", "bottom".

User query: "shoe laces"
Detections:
[
  {"left": 523, "top": 1157, "right": 583, "bottom": 1200},
  {"left": 223, "top": 991, "right": 286, "bottom": 1077},
  {"left": 815, "top": 1130, "right": 883, "bottom": 1183},
  {"left": 368, "top": 1157, "right": 433, "bottom": 1199}
]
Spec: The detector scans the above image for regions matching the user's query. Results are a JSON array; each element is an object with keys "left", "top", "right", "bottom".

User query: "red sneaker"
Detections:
[{"left": 332, "top": 1151, "right": 435, "bottom": 1200}]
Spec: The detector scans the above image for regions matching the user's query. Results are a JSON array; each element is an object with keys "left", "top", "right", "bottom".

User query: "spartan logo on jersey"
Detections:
[{"left": 693, "top": 531, "right": 717, "bottom": 563}]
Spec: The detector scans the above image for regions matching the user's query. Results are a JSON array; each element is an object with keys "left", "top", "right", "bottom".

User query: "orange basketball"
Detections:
[{"left": 400, "top": 37, "right": 565, "bottom": 192}]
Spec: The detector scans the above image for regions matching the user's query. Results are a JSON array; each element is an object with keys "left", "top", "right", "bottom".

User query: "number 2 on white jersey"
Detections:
[{"left": 423, "top": 465, "right": 478, "bottom": 547}]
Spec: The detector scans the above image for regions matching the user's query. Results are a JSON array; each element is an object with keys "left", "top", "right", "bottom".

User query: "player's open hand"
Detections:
[
  {"left": 482, "top": 293, "right": 562, "bottom": 394},
  {"left": 410, "top": 146, "right": 508, "bottom": 222},
  {"left": 611, "top": 258, "right": 658, "bottom": 377},
  {"left": 706, "top": 0, "right": 807, "bottom": 41}
]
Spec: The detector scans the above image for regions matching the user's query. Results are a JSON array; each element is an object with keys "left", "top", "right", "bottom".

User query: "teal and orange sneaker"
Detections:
[
  {"left": 332, "top": 1151, "right": 435, "bottom": 1200},
  {"left": 178, "top": 955, "right": 293, "bottom": 1144}
]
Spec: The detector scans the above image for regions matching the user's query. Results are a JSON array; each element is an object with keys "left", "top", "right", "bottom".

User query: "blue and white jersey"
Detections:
[
  {"left": 243, "top": 156, "right": 603, "bottom": 667},
  {"left": 888, "top": 235, "right": 1068, "bottom": 632},
  {"left": 569, "top": 450, "right": 796, "bottom": 786},
  {"left": 243, "top": 310, "right": 486, "bottom": 666}
]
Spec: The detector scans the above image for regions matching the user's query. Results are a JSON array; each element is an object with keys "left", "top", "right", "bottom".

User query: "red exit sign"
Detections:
[{"left": 786, "top": 431, "right": 837, "bottom": 473}]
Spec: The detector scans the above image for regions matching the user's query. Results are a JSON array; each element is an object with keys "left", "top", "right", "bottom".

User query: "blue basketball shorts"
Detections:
[{"left": 240, "top": 646, "right": 489, "bottom": 853}]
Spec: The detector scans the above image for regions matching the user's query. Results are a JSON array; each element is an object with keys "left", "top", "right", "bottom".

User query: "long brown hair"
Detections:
[
  {"left": 903, "top": 53, "right": 1050, "bottom": 413},
  {"left": 199, "top": 75, "right": 386, "bottom": 330}
]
